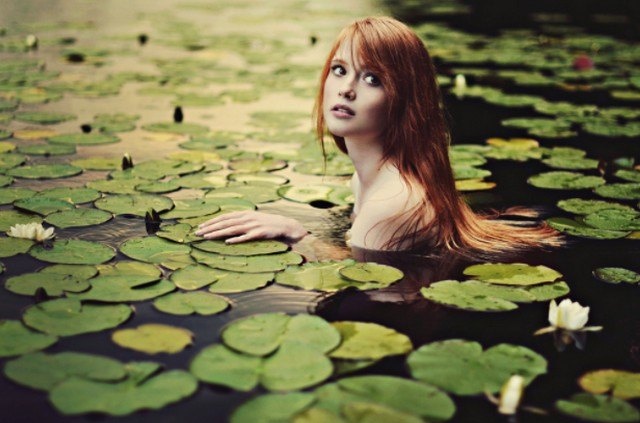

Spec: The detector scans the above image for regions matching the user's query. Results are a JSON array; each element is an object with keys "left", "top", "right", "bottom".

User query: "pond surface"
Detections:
[{"left": 0, "top": 0, "right": 639, "bottom": 422}]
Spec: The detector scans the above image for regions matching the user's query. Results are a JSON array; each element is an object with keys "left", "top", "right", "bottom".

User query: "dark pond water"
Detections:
[{"left": 0, "top": 0, "right": 639, "bottom": 422}]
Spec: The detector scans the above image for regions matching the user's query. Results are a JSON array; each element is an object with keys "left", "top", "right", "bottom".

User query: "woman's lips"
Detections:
[{"left": 331, "top": 104, "right": 355, "bottom": 118}]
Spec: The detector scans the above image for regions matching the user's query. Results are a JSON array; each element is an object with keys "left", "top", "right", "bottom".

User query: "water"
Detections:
[{"left": 1, "top": 0, "right": 639, "bottom": 422}]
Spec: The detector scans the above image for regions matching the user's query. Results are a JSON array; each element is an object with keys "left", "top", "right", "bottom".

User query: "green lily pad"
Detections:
[
  {"left": 547, "top": 217, "right": 631, "bottom": 239},
  {"left": 205, "top": 183, "right": 281, "bottom": 204},
  {"left": 135, "top": 179, "right": 181, "bottom": 194},
  {"left": 97, "top": 260, "right": 161, "bottom": 278},
  {"left": 157, "top": 223, "right": 202, "bottom": 244},
  {"left": 579, "top": 370, "right": 640, "bottom": 400},
  {"left": 230, "top": 392, "right": 315, "bottom": 423},
  {"left": 193, "top": 239, "right": 289, "bottom": 256},
  {"left": 169, "top": 264, "right": 219, "bottom": 290},
  {"left": 0, "top": 320, "right": 57, "bottom": 357},
  {"left": 615, "top": 169, "right": 640, "bottom": 183},
  {"left": 161, "top": 198, "right": 221, "bottom": 219},
  {"left": 329, "top": 321, "right": 413, "bottom": 360},
  {"left": 14, "top": 111, "right": 76, "bottom": 124},
  {"left": 14, "top": 197, "right": 75, "bottom": 215},
  {"left": 0, "top": 187, "right": 36, "bottom": 205},
  {"left": 36, "top": 187, "right": 101, "bottom": 204},
  {"left": 222, "top": 313, "right": 340, "bottom": 357},
  {"left": 110, "top": 159, "right": 203, "bottom": 180},
  {"left": 23, "top": 298, "right": 132, "bottom": 336},
  {"left": 557, "top": 198, "right": 635, "bottom": 215},
  {"left": 420, "top": 280, "right": 520, "bottom": 312},
  {"left": 86, "top": 178, "right": 146, "bottom": 194},
  {"left": 112, "top": 324, "right": 193, "bottom": 354},
  {"left": 463, "top": 262, "right": 562, "bottom": 286},
  {"left": 30, "top": 239, "right": 115, "bottom": 264},
  {"left": 4, "top": 351, "right": 126, "bottom": 391},
  {"left": 191, "top": 249, "right": 302, "bottom": 273},
  {"left": 0, "top": 153, "right": 27, "bottom": 170},
  {"left": 93, "top": 113, "right": 139, "bottom": 133},
  {"left": 94, "top": 194, "right": 174, "bottom": 217},
  {"left": 556, "top": 393, "right": 640, "bottom": 422},
  {"left": 528, "top": 171, "right": 606, "bottom": 190},
  {"left": 18, "top": 143, "right": 77, "bottom": 156},
  {"left": 120, "top": 236, "right": 191, "bottom": 264},
  {"left": 278, "top": 184, "right": 350, "bottom": 205},
  {"left": 407, "top": 339, "right": 547, "bottom": 395},
  {"left": 190, "top": 344, "right": 262, "bottom": 391},
  {"left": 229, "top": 157, "right": 287, "bottom": 173},
  {"left": 154, "top": 291, "right": 229, "bottom": 315},
  {"left": 338, "top": 262, "right": 403, "bottom": 285},
  {"left": 527, "top": 281, "right": 571, "bottom": 301},
  {"left": 48, "top": 133, "right": 119, "bottom": 145},
  {"left": 142, "top": 122, "right": 209, "bottom": 135},
  {"left": 49, "top": 363, "right": 198, "bottom": 416},
  {"left": 0, "top": 210, "right": 41, "bottom": 231},
  {"left": 5, "top": 272, "right": 90, "bottom": 296},
  {"left": 228, "top": 172, "right": 288, "bottom": 185},
  {"left": 71, "top": 156, "right": 121, "bottom": 170},
  {"left": 70, "top": 273, "right": 174, "bottom": 302},
  {"left": 173, "top": 172, "right": 226, "bottom": 189},
  {"left": 583, "top": 121, "right": 640, "bottom": 137},
  {"left": 452, "top": 165, "right": 492, "bottom": 180},
  {"left": 6, "top": 164, "right": 83, "bottom": 179},
  {"left": 593, "top": 267, "right": 640, "bottom": 284},
  {"left": 294, "top": 156, "right": 355, "bottom": 176},
  {"left": 208, "top": 271, "right": 274, "bottom": 293},
  {"left": 583, "top": 208, "right": 640, "bottom": 231},
  {"left": 542, "top": 156, "right": 599, "bottom": 170},
  {"left": 594, "top": 183, "right": 640, "bottom": 200},
  {"left": 45, "top": 208, "right": 112, "bottom": 228},
  {"left": 40, "top": 264, "right": 98, "bottom": 279},
  {"left": 0, "top": 237, "right": 33, "bottom": 257}
]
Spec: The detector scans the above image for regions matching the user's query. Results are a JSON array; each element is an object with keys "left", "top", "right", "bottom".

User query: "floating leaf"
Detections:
[
  {"left": 205, "top": 183, "right": 281, "bottom": 204},
  {"left": 95, "top": 194, "right": 174, "bottom": 217},
  {"left": 40, "top": 264, "right": 98, "bottom": 280},
  {"left": 14, "top": 197, "right": 75, "bottom": 215},
  {"left": 542, "top": 156, "right": 599, "bottom": 170},
  {"left": 71, "top": 156, "right": 121, "bottom": 170},
  {"left": 407, "top": 339, "right": 547, "bottom": 395},
  {"left": 190, "top": 344, "right": 261, "bottom": 391},
  {"left": 278, "top": 184, "right": 352, "bottom": 206},
  {"left": 6, "top": 164, "right": 83, "bottom": 179},
  {"left": 156, "top": 223, "right": 202, "bottom": 244},
  {"left": 4, "top": 351, "right": 126, "bottom": 391},
  {"left": 112, "top": 324, "right": 193, "bottom": 354},
  {"left": 0, "top": 187, "right": 36, "bottom": 205},
  {"left": 45, "top": 208, "right": 112, "bottom": 228},
  {"left": 135, "top": 179, "right": 181, "bottom": 194},
  {"left": 583, "top": 208, "right": 640, "bottom": 231},
  {"left": 593, "top": 267, "right": 640, "bottom": 284},
  {"left": 160, "top": 198, "right": 221, "bottom": 219},
  {"left": 36, "top": 187, "right": 101, "bottom": 204},
  {"left": 615, "top": 169, "right": 640, "bottom": 183},
  {"left": 30, "top": 239, "right": 115, "bottom": 264},
  {"left": 527, "top": 281, "right": 571, "bottom": 301},
  {"left": 5, "top": 272, "right": 90, "bottom": 296},
  {"left": 0, "top": 210, "right": 41, "bottom": 231},
  {"left": 173, "top": 172, "right": 226, "bottom": 189},
  {"left": 0, "top": 320, "right": 57, "bottom": 357},
  {"left": 228, "top": 172, "right": 288, "bottom": 185},
  {"left": 120, "top": 236, "right": 191, "bottom": 264},
  {"left": 463, "top": 262, "right": 562, "bottom": 286},
  {"left": 0, "top": 237, "right": 33, "bottom": 257},
  {"left": 594, "top": 183, "right": 640, "bottom": 201},
  {"left": 420, "top": 280, "right": 520, "bottom": 312},
  {"left": 154, "top": 291, "right": 229, "bottom": 316},
  {"left": 528, "top": 171, "right": 605, "bottom": 190},
  {"left": 193, "top": 239, "right": 289, "bottom": 256},
  {"left": 48, "top": 133, "right": 119, "bottom": 145},
  {"left": 192, "top": 249, "right": 302, "bottom": 273},
  {"left": 329, "top": 321, "right": 413, "bottom": 360},
  {"left": 556, "top": 393, "right": 639, "bottom": 422},
  {"left": 547, "top": 216, "right": 631, "bottom": 239},
  {"left": 229, "top": 157, "right": 287, "bottom": 173},
  {"left": 23, "top": 298, "right": 132, "bottom": 336},
  {"left": 208, "top": 271, "right": 274, "bottom": 293},
  {"left": 86, "top": 178, "right": 146, "bottom": 194},
  {"left": 338, "top": 262, "right": 403, "bottom": 285},
  {"left": 169, "top": 264, "right": 219, "bottom": 290},
  {"left": 230, "top": 392, "right": 315, "bottom": 423},
  {"left": 0, "top": 153, "right": 27, "bottom": 170},
  {"left": 18, "top": 143, "right": 76, "bottom": 156},
  {"left": 579, "top": 370, "right": 640, "bottom": 400},
  {"left": 49, "top": 363, "right": 198, "bottom": 416},
  {"left": 70, "top": 274, "right": 174, "bottom": 302},
  {"left": 455, "top": 179, "right": 496, "bottom": 191},
  {"left": 14, "top": 111, "right": 76, "bottom": 124},
  {"left": 142, "top": 122, "right": 209, "bottom": 135},
  {"left": 97, "top": 260, "right": 161, "bottom": 278},
  {"left": 557, "top": 198, "right": 635, "bottom": 215}
]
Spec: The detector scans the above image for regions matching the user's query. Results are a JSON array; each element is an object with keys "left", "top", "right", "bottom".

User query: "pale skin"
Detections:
[{"left": 196, "top": 42, "right": 422, "bottom": 250}]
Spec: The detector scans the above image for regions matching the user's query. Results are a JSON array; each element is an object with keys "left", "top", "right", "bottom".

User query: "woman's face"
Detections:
[{"left": 322, "top": 42, "right": 388, "bottom": 142}]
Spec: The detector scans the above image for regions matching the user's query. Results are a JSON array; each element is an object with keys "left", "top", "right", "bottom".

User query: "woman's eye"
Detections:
[
  {"left": 364, "top": 74, "right": 381, "bottom": 86},
  {"left": 331, "top": 65, "right": 346, "bottom": 76}
]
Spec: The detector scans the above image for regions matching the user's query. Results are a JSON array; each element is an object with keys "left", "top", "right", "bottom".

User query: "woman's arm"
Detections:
[{"left": 195, "top": 210, "right": 308, "bottom": 244}]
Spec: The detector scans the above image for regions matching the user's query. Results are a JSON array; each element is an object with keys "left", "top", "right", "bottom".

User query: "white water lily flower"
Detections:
[
  {"left": 534, "top": 299, "right": 602, "bottom": 335},
  {"left": 452, "top": 74, "right": 467, "bottom": 98},
  {"left": 498, "top": 375, "right": 525, "bottom": 415},
  {"left": 7, "top": 222, "right": 55, "bottom": 242}
]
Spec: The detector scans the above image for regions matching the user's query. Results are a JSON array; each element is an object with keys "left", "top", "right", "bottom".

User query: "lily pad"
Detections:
[
  {"left": 45, "top": 208, "right": 112, "bottom": 228},
  {"left": 153, "top": 291, "right": 229, "bottom": 315},
  {"left": 208, "top": 271, "right": 274, "bottom": 293},
  {"left": 49, "top": 362, "right": 198, "bottom": 416},
  {"left": 110, "top": 159, "right": 203, "bottom": 180},
  {"left": 420, "top": 280, "right": 520, "bottom": 312},
  {"left": 135, "top": 179, "right": 181, "bottom": 194},
  {"left": 30, "top": 239, "right": 115, "bottom": 264},
  {"left": 70, "top": 274, "right": 174, "bottom": 302},
  {"left": 329, "top": 321, "right": 413, "bottom": 360},
  {"left": 0, "top": 237, "right": 33, "bottom": 257},
  {"left": 40, "top": 264, "right": 98, "bottom": 279},
  {"left": 48, "top": 133, "right": 119, "bottom": 145},
  {"left": 193, "top": 239, "right": 289, "bottom": 256},
  {"left": 18, "top": 143, "right": 77, "bottom": 156},
  {"left": 463, "top": 262, "right": 562, "bottom": 286},
  {"left": 95, "top": 194, "right": 174, "bottom": 217},
  {"left": 222, "top": 313, "right": 340, "bottom": 357},
  {"left": 407, "top": 339, "right": 547, "bottom": 395},
  {"left": 0, "top": 187, "right": 36, "bottom": 205},
  {"left": 593, "top": 267, "right": 640, "bottom": 284},
  {"left": 615, "top": 169, "right": 640, "bottom": 183},
  {"left": 594, "top": 183, "right": 640, "bottom": 200},
  {"left": 228, "top": 172, "right": 288, "bottom": 185},
  {"left": 14, "top": 111, "right": 76, "bottom": 124},
  {"left": 230, "top": 392, "right": 315, "bottom": 423},
  {"left": 169, "top": 264, "right": 219, "bottom": 290},
  {"left": 14, "top": 197, "right": 75, "bottom": 215},
  {"left": 97, "top": 260, "right": 161, "bottom": 279},
  {"left": 0, "top": 320, "right": 57, "bottom": 357},
  {"left": 205, "top": 183, "right": 281, "bottom": 204},
  {"left": 191, "top": 249, "right": 302, "bottom": 273},
  {"left": 6, "top": 164, "right": 83, "bottom": 179},
  {"left": 120, "top": 236, "right": 191, "bottom": 264},
  {"left": 557, "top": 198, "right": 634, "bottom": 215},
  {"left": 112, "top": 324, "right": 193, "bottom": 354},
  {"left": 4, "top": 351, "right": 126, "bottom": 391},
  {"left": 547, "top": 217, "right": 631, "bottom": 240},
  {"left": 157, "top": 223, "right": 202, "bottom": 244},
  {"left": 86, "top": 178, "right": 147, "bottom": 194},
  {"left": 142, "top": 122, "right": 209, "bottom": 135},
  {"left": 0, "top": 153, "right": 27, "bottom": 170},
  {"left": 161, "top": 198, "right": 221, "bottom": 219},
  {"left": 173, "top": 172, "right": 226, "bottom": 189},
  {"left": 556, "top": 393, "right": 639, "bottom": 422},
  {"left": 338, "top": 262, "right": 403, "bottom": 285},
  {"left": 528, "top": 171, "right": 606, "bottom": 190},
  {"left": 5, "top": 272, "right": 90, "bottom": 296},
  {"left": 23, "top": 298, "right": 132, "bottom": 336},
  {"left": 36, "top": 187, "right": 101, "bottom": 204},
  {"left": 229, "top": 157, "right": 287, "bottom": 173},
  {"left": 71, "top": 156, "right": 121, "bottom": 170},
  {"left": 583, "top": 208, "right": 640, "bottom": 231},
  {"left": 542, "top": 156, "right": 599, "bottom": 170},
  {"left": 579, "top": 370, "right": 640, "bottom": 400}
]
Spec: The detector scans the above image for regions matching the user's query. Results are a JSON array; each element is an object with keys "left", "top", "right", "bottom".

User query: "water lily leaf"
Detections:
[
  {"left": 228, "top": 172, "right": 288, "bottom": 185},
  {"left": 0, "top": 187, "right": 36, "bottom": 205},
  {"left": 594, "top": 183, "right": 640, "bottom": 200},
  {"left": 278, "top": 184, "right": 342, "bottom": 205},
  {"left": 528, "top": 171, "right": 605, "bottom": 190},
  {"left": 452, "top": 165, "right": 492, "bottom": 180},
  {"left": 70, "top": 274, "right": 174, "bottom": 302},
  {"left": 94, "top": 194, "right": 174, "bottom": 217},
  {"left": 170, "top": 264, "right": 219, "bottom": 290},
  {"left": 205, "top": 183, "right": 281, "bottom": 204},
  {"left": 161, "top": 198, "right": 220, "bottom": 219},
  {"left": 338, "top": 262, "right": 403, "bottom": 285},
  {"left": 23, "top": 298, "right": 132, "bottom": 336},
  {"left": 527, "top": 281, "right": 571, "bottom": 301},
  {"left": 593, "top": 267, "right": 640, "bottom": 284},
  {"left": 193, "top": 239, "right": 289, "bottom": 256},
  {"left": 30, "top": 239, "right": 115, "bottom": 264},
  {"left": 86, "top": 178, "right": 147, "bottom": 194},
  {"left": 463, "top": 262, "right": 562, "bottom": 285},
  {"left": 0, "top": 320, "right": 57, "bottom": 357},
  {"left": 179, "top": 132, "right": 244, "bottom": 150},
  {"left": 249, "top": 111, "right": 308, "bottom": 129},
  {"left": 112, "top": 324, "right": 193, "bottom": 354},
  {"left": 191, "top": 249, "right": 302, "bottom": 273},
  {"left": 420, "top": 280, "right": 520, "bottom": 312},
  {"left": 157, "top": 223, "right": 202, "bottom": 244},
  {"left": 557, "top": 198, "right": 635, "bottom": 215},
  {"left": 48, "top": 133, "right": 119, "bottom": 145},
  {"left": 173, "top": 172, "right": 226, "bottom": 189},
  {"left": 18, "top": 143, "right": 76, "bottom": 156},
  {"left": 92, "top": 113, "right": 139, "bottom": 133},
  {"left": 547, "top": 217, "right": 631, "bottom": 239},
  {"left": 313, "top": 375, "right": 455, "bottom": 422},
  {"left": 12, "top": 129, "right": 57, "bottom": 140},
  {"left": 6, "top": 164, "right": 83, "bottom": 179},
  {"left": 0, "top": 237, "right": 33, "bottom": 257},
  {"left": 276, "top": 260, "right": 388, "bottom": 292},
  {"left": 583, "top": 208, "right": 640, "bottom": 231},
  {"left": 40, "top": 263, "right": 98, "bottom": 279},
  {"left": 36, "top": 187, "right": 101, "bottom": 204},
  {"left": 208, "top": 270, "right": 274, "bottom": 293},
  {"left": 142, "top": 122, "right": 209, "bottom": 135},
  {"left": 455, "top": 178, "right": 496, "bottom": 191},
  {"left": 97, "top": 260, "right": 161, "bottom": 278},
  {"left": 229, "top": 157, "right": 287, "bottom": 173},
  {"left": 4, "top": 351, "right": 126, "bottom": 391},
  {"left": 583, "top": 121, "right": 640, "bottom": 137},
  {"left": 135, "top": 179, "right": 181, "bottom": 194},
  {"left": 190, "top": 344, "right": 262, "bottom": 391},
  {"left": 153, "top": 291, "right": 229, "bottom": 315},
  {"left": 167, "top": 151, "right": 221, "bottom": 164},
  {"left": 222, "top": 313, "right": 340, "bottom": 356},
  {"left": 542, "top": 156, "right": 599, "bottom": 170},
  {"left": 329, "top": 321, "right": 413, "bottom": 360},
  {"left": 14, "top": 197, "right": 75, "bottom": 215},
  {"left": 5, "top": 272, "right": 90, "bottom": 296},
  {"left": 556, "top": 393, "right": 640, "bottom": 422},
  {"left": 407, "top": 339, "right": 547, "bottom": 395},
  {"left": 110, "top": 159, "right": 203, "bottom": 180},
  {"left": 615, "top": 169, "right": 640, "bottom": 183},
  {"left": 71, "top": 156, "right": 121, "bottom": 170},
  {"left": 0, "top": 153, "right": 26, "bottom": 170},
  {"left": 49, "top": 363, "right": 198, "bottom": 416},
  {"left": 45, "top": 208, "right": 112, "bottom": 228},
  {"left": 294, "top": 156, "right": 355, "bottom": 176},
  {"left": 340, "top": 402, "right": 423, "bottom": 423},
  {"left": 120, "top": 236, "right": 191, "bottom": 264},
  {"left": 0, "top": 210, "right": 41, "bottom": 231},
  {"left": 230, "top": 392, "right": 315, "bottom": 423},
  {"left": 579, "top": 370, "right": 640, "bottom": 400},
  {"left": 0, "top": 174, "right": 12, "bottom": 187},
  {"left": 14, "top": 111, "right": 76, "bottom": 124}
]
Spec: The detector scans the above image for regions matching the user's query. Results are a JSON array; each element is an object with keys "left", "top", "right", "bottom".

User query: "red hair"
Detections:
[{"left": 314, "top": 17, "right": 562, "bottom": 258}]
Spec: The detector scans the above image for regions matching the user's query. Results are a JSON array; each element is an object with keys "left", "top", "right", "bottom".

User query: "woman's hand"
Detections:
[{"left": 195, "top": 211, "right": 308, "bottom": 244}]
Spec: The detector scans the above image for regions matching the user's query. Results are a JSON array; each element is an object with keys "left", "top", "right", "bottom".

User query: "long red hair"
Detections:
[{"left": 314, "top": 16, "right": 562, "bottom": 258}]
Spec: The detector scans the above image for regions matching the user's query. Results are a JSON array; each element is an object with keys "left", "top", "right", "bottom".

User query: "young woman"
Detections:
[{"left": 196, "top": 16, "right": 562, "bottom": 258}]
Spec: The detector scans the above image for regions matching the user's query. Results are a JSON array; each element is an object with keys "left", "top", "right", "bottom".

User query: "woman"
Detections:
[{"left": 196, "top": 16, "right": 562, "bottom": 258}]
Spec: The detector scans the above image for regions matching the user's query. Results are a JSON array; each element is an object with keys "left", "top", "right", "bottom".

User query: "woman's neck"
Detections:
[{"left": 344, "top": 137, "right": 386, "bottom": 189}]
